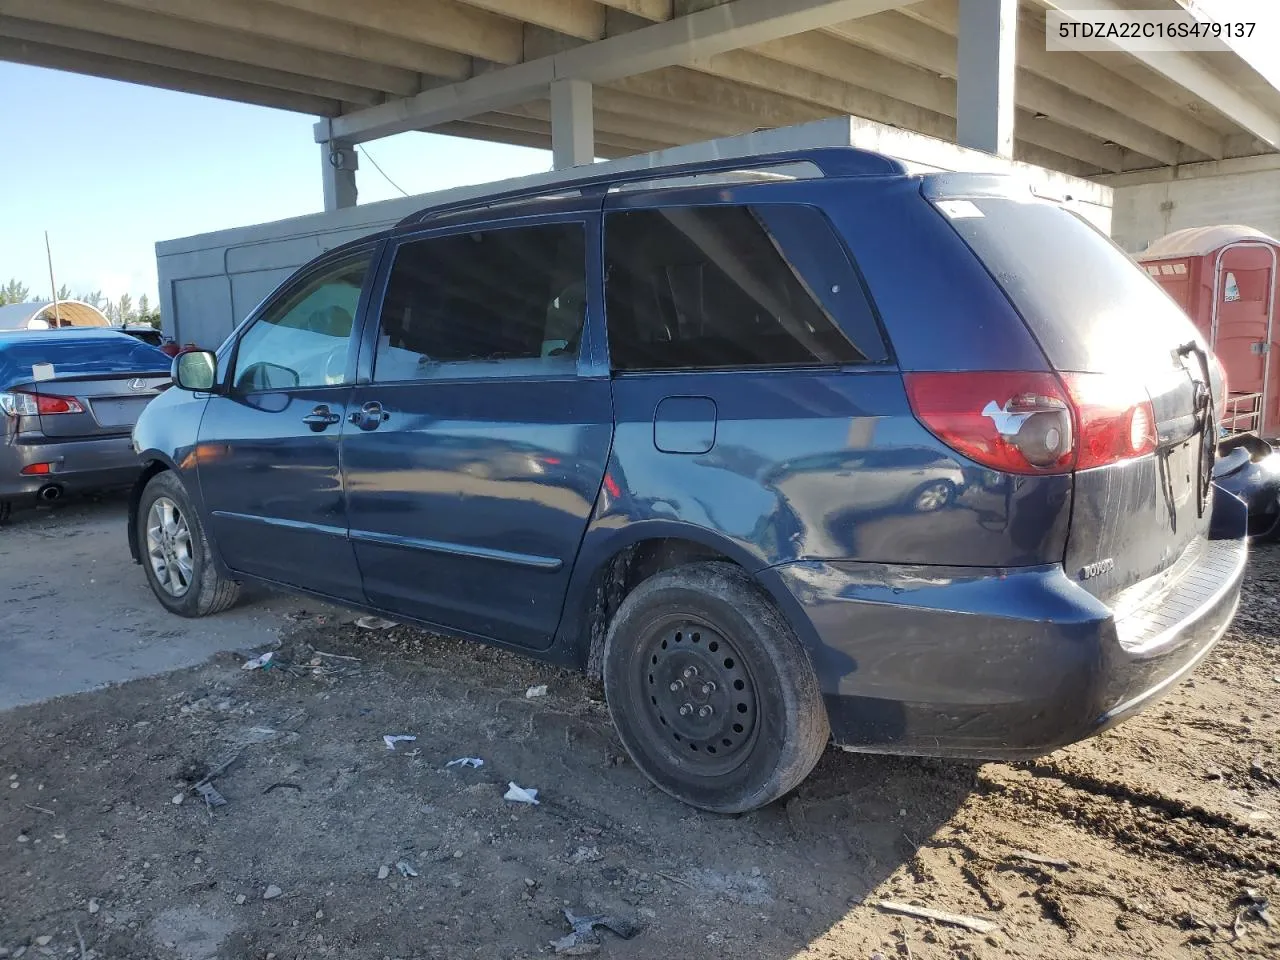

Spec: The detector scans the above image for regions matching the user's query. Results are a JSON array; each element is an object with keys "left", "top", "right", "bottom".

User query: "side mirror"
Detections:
[{"left": 173, "top": 350, "right": 219, "bottom": 392}]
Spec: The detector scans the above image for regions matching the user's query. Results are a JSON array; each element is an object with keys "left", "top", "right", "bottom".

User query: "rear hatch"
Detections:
[
  {"left": 0, "top": 331, "right": 171, "bottom": 439},
  {"left": 923, "top": 179, "right": 1223, "bottom": 603}
]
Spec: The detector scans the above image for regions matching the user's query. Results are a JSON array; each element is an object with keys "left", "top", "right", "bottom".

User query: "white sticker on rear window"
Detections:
[
  {"left": 935, "top": 200, "right": 985, "bottom": 220},
  {"left": 31, "top": 363, "right": 54, "bottom": 382}
]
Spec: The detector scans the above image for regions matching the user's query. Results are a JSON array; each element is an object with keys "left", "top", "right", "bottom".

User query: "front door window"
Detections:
[{"left": 233, "top": 254, "right": 370, "bottom": 391}]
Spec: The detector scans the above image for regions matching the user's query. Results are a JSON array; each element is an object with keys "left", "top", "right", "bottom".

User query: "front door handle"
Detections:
[
  {"left": 349, "top": 400, "right": 390, "bottom": 430},
  {"left": 302, "top": 405, "right": 342, "bottom": 430}
]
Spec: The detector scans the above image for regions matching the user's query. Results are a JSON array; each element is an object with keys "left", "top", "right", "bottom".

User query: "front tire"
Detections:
[
  {"left": 137, "top": 471, "right": 240, "bottom": 617},
  {"left": 603, "top": 561, "right": 829, "bottom": 813}
]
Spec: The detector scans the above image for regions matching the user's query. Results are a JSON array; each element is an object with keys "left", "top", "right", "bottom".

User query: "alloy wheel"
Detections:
[{"left": 146, "top": 496, "right": 194, "bottom": 597}]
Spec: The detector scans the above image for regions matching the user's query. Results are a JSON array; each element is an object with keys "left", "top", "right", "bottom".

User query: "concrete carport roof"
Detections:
[{"left": 0, "top": 0, "right": 1277, "bottom": 193}]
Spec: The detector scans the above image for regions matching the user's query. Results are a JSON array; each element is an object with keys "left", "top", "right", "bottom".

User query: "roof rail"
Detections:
[{"left": 395, "top": 146, "right": 904, "bottom": 228}]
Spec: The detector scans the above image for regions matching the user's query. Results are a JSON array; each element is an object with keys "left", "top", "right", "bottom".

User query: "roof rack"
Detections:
[{"left": 395, "top": 146, "right": 904, "bottom": 228}]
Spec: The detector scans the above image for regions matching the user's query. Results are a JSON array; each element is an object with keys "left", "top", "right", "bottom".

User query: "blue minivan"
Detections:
[{"left": 130, "top": 148, "right": 1246, "bottom": 812}]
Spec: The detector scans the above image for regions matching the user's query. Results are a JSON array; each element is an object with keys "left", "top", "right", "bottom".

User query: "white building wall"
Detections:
[
  {"left": 157, "top": 117, "right": 1112, "bottom": 347},
  {"left": 1109, "top": 158, "right": 1280, "bottom": 254}
]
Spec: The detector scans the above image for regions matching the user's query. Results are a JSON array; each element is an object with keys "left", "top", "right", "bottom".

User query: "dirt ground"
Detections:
[{"left": 2, "top": 541, "right": 1279, "bottom": 959}]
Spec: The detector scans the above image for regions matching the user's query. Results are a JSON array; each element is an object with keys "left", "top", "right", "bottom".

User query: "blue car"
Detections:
[
  {"left": 0, "top": 328, "right": 170, "bottom": 520},
  {"left": 129, "top": 149, "right": 1247, "bottom": 812}
]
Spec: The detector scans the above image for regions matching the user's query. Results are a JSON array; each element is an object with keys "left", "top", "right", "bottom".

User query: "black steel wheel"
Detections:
[
  {"left": 640, "top": 618, "right": 759, "bottom": 775},
  {"left": 603, "top": 561, "right": 829, "bottom": 813}
]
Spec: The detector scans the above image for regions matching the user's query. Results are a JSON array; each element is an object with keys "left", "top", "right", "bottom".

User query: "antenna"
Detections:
[{"left": 45, "top": 231, "right": 62, "bottom": 328}]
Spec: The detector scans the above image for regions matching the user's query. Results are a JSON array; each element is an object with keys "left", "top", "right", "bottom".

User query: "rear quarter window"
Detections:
[
  {"left": 933, "top": 196, "right": 1201, "bottom": 375},
  {"left": 604, "top": 204, "right": 887, "bottom": 371}
]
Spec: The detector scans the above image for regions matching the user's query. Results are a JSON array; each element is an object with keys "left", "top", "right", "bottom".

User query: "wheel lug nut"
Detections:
[
  {"left": 682, "top": 666, "right": 698, "bottom": 679},
  {"left": 669, "top": 680, "right": 683, "bottom": 692},
  {"left": 698, "top": 705, "right": 713, "bottom": 718},
  {"left": 700, "top": 682, "right": 716, "bottom": 695},
  {"left": 678, "top": 703, "right": 693, "bottom": 717}
]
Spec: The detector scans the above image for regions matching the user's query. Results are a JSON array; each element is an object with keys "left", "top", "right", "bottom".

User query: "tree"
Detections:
[
  {"left": 54, "top": 283, "right": 73, "bottom": 303},
  {"left": 0, "top": 278, "right": 31, "bottom": 305},
  {"left": 136, "top": 294, "right": 161, "bottom": 329},
  {"left": 77, "top": 290, "right": 106, "bottom": 312}
]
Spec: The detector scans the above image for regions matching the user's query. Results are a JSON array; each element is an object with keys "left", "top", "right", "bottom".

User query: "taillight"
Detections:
[
  {"left": 1060, "top": 373, "right": 1156, "bottom": 469},
  {"left": 905, "top": 372, "right": 1074, "bottom": 474},
  {"left": 905, "top": 371, "right": 1156, "bottom": 475},
  {"left": 36, "top": 394, "right": 84, "bottom": 415},
  {"left": 0, "top": 391, "right": 83, "bottom": 416}
]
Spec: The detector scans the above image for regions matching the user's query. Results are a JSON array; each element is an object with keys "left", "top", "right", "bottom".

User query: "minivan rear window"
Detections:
[
  {"left": 604, "top": 204, "right": 885, "bottom": 371},
  {"left": 932, "top": 196, "right": 1202, "bottom": 374}
]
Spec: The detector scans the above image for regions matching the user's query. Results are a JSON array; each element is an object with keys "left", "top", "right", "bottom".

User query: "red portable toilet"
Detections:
[{"left": 1138, "top": 225, "right": 1280, "bottom": 437}]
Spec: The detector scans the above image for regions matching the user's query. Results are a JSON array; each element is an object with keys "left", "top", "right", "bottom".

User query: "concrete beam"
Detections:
[
  {"left": 955, "top": 0, "right": 1016, "bottom": 156},
  {"left": 611, "top": 67, "right": 831, "bottom": 130},
  {"left": 1097, "top": 152, "right": 1280, "bottom": 188},
  {"left": 1039, "top": 0, "right": 1280, "bottom": 148},
  {"left": 1, "top": 0, "right": 428, "bottom": 94},
  {"left": 0, "top": 35, "right": 342, "bottom": 115},
  {"left": 100, "top": 0, "right": 472, "bottom": 78},
  {"left": 267, "top": 0, "right": 523, "bottom": 65},
  {"left": 455, "top": 0, "right": 608, "bottom": 41},
  {"left": 898, "top": 1, "right": 1224, "bottom": 158},
  {"left": 316, "top": 0, "right": 908, "bottom": 143},
  {"left": 594, "top": 0, "right": 674, "bottom": 21},
  {"left": 320, "top": 139, "right": 359, "bottom": 211},
  {"left": 550, "top": 78, "right": 595, "bottom": 167},
  {"left": 520, "top": 94, "right": 724, "bottom": 150},
  {"left": 748, "top": 34, "right": 1128, "bottom": 169},
  {"left": 0, "top": 16, "right": 385, "bottom": 105},
  {"left": 452, "top": 113, "right": 669, "bottom": 155}
]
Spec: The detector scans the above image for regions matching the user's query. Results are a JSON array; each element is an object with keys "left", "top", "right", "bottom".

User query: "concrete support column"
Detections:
[
  {"left": 956, "top": 0, "right": 1017, "bottom": 157},
  {"left": 550, "top": 78, "right": 594, "bottom": 170},
  {"left": 321, "top": 140, "right": 359, "bottom": 211}
]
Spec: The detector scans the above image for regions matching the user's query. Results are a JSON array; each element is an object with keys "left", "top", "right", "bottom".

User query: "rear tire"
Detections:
[
  {"left": 603, "top": 561, "right": 829, "bottom": 813},
  {"left": 137, "top": 471, "right": 240, "bottom": 617}
]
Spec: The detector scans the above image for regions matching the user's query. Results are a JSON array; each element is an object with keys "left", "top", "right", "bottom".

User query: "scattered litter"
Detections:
[
  {"left": 396, "top": 860, "right": 418, "bottom": 878},
  {"left": 1204, "top": 765, "right": 1225, "bottom": 780},
  {"left": 383, "top": 735, "right": 417, "bottom": 751},
  {"left": 356, "top": 616, "right": 397, "bottom": 630},
  {"left": 263, "top": 885, "right": 283, "bottom": 900},
  {"left": 504, "top": 782, "right": 539, "bottom": 805},
  {"left": 171, "top": 793, "right": 185, "bottom": 806},
  {"left": 262, "top": 782, "right": 302, "bottom": 795},
  {"left": 23, "top": 803, "right": 55, "bottom": 816},
  {"left": 235, "top": 894, "right": 246, "bottom": 905},
  {"left": 1006, "top": 850, "right": 1071, "bottom": 871},
  {"left": 195, "top": 782, "right": 227, "bottom": 808},
  {"left": 568, "top": 845, "right": 603, "bottom": 865},
  {"left": 552, "top": 908, "right": 641, "bottom": 955},
  {"left": 377, "top": 865, "right": 391, "bottom": 881},
  {"left": 526, "top": 684, "right": 548, "bottom": 699},
  {"left": 869, "top": 900, "right": 999, "bottom": 934},
  {"left": 445, "top": 757, "right": 484, "bottom": 769},
  {"left": 313, "top": 650, "right": 360, "bottom": 661},
  {"left": 241, "top": 652, "right": 275, "bottom": 671},
  {"left": 87, "top": 899, "right": 99, "bottom": 915},
  {"left": 1233, "top": 888, "right": 1273, "bottom": 939},
  {"left": 33, "top": 938, "right": 50, "bottom": 948}
]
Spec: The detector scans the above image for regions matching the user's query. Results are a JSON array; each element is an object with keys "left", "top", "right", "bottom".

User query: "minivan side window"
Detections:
[
  {"left": 232, "top": 253, "right": 371, "bottom": 392},
  {"left": 373, "top": 222, "right": 586, "bottom": 382},
  {"left": 604, "top": 205, "right": 883, "bottom": 371}
]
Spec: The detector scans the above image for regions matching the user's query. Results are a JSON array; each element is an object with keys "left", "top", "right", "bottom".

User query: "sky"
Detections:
[{"left": 0, "top": 62, "right": 553, "bottom": 306}]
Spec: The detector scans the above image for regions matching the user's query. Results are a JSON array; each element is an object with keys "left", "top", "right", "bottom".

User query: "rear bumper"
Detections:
[
  {"left": 0, "top": 431, "right": 141, "bottom": 499},
  {"left": 762, "top": 487, "right": 1248, "bottom": 760}
]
